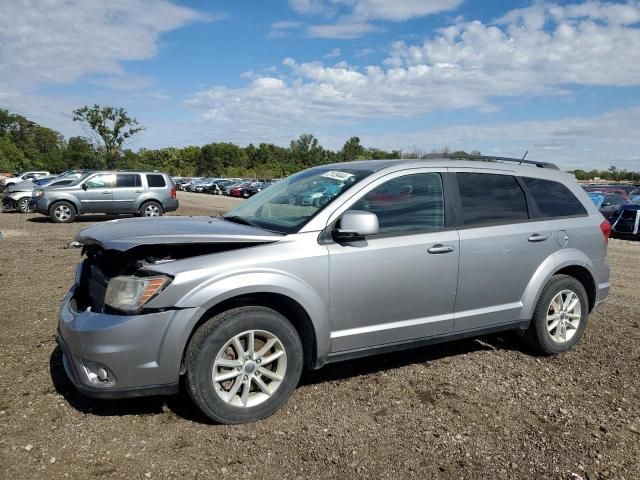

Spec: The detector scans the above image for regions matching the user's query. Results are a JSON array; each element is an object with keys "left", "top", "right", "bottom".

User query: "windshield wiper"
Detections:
[{"left": 223, "top": 215, "right": 256, "bottom": 227}]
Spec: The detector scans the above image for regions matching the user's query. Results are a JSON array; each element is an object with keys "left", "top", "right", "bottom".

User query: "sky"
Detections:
[{"left": 1, "top": 0, "right": 640, "bottom": 170}]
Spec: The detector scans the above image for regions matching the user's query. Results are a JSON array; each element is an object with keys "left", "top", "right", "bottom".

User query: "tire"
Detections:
[
  {"left": 49, "top": 201, "right": 76, "bottom": 223},
  {"left": 17, "top": 197, "right": 31, "bottom": 213},
  {"left": 139, "top": 201, "right": 163, "bottom": 217},
  {"left": 525, "top": 274, "right": 589, "bottom": 355},
  {"left": 185, "top": 306, "right": 303, "bottom": 424}
]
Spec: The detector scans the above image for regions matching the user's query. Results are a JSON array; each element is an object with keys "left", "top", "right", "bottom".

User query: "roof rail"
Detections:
[{"left": 421, "top": 153, "right": 559, "bottom": 170}]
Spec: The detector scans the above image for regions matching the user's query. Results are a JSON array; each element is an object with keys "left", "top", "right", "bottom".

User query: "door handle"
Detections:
[
  {"left": 134, "top": 190, "right": 142, "bottom": 193},
  {"left": 528, "top": 233, "right": 548, "bottom": 242},
  {"left": 427, "top": 244, "right": 455, "bottom": 254},
  {"left": 102, "top": 191, "right": 111, "bottom": 195}
]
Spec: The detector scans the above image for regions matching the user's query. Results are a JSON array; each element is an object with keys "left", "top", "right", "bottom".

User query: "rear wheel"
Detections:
[
  {"left": 17, "top": 197, "right": 31, "bottom": 213},
  {"left": 185, "top": 306, "right": 303, "bottom": 424},
  {"left": 525, "top": 274, "right": 589, "bottom": 354},
  {"left": 139, "top": 201, "right": 163, "bottom": 217},
  {"left": 49, "top": 201, "right": 76, "bottom": 223}
]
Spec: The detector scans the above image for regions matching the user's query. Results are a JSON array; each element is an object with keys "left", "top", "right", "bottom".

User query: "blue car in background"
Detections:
[{"left": 611, "top": 198, "right": 640, "bottom": 238}]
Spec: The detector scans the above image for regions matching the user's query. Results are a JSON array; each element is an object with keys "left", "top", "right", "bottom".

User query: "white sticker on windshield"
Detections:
[{"left": 321, "top": 171, "right": 354, "bottom": 181}]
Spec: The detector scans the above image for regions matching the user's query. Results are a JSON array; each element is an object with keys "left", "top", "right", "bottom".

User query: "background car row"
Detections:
[
  {"left": 172, "top": 177, "right": 278, "bottom": 198},
  {"left": 581, "top": 183, "right": 640, "bottom": 239}
]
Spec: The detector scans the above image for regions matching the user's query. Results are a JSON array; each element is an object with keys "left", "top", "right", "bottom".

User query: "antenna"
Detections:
[{"left": 521, "top": 150, "right": 528, "bottom": 162}]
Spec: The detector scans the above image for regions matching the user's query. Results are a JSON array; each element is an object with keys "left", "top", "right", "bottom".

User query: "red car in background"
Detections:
[{"left": 229, "top": 182, "right": 252, "bottom": 197}]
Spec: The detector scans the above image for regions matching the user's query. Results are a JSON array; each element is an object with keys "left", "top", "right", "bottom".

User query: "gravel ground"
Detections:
[{"left": 0, "top": 192, "right": 638, "bottom": 480}]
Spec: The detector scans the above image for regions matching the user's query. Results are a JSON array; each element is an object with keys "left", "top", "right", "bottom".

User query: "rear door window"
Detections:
[
  {"left": 456, "top": 173, "right": 528, "bottom": 227},
  {"left": 116, "top": 174, "right": 142, "bottom": 188},
  {"left": 146, "top": 174, "right": 166, "bottom": 188},
  {"left": 522, "top": 177, "right": 587, "bottom": 218}
]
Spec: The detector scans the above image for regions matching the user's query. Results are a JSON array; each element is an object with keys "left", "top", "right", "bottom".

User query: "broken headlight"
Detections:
[{"left": 104, "top": 275, "right": 170, "bottom": 313}]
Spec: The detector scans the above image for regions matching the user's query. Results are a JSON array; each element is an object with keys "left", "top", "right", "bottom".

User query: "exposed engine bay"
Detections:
[{"left": 73, "top": 242, "right": 258, "bottom": 313}]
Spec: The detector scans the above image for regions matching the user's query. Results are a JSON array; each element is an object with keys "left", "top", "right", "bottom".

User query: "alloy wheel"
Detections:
[
  {"left": 546, "top": 289, "right": 582, "bottom": 343},
  {"left": 144, "top": 204, "right": 161, "bottom": 216},
  {"left": 212, "top": 330, "right": 287, "bottom": 408},
  {"left": 54, "top": 204, "right": 71, "bottom": 221}
]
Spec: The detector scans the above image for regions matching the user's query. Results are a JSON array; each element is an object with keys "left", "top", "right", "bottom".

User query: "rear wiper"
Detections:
[{"left": 223, "top": 215, "right": 256, "bottom": 227}]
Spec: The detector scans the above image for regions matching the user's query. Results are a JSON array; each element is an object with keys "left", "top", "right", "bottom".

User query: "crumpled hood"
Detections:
[{"left": 75, "top": 216, "right": 282, "bottom": 251}]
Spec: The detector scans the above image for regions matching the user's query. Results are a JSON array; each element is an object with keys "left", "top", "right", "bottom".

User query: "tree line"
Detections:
[
  {"left": 0, "top": 107, "right": 401, "bottom": 179},
  {"left": 0, "top": 106, "right": 637, "bottom": 181}
]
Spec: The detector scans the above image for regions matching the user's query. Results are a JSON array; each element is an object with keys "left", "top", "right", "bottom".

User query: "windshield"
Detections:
[{"left": 224, "top": 167, "right": 374, "bottom": 234}]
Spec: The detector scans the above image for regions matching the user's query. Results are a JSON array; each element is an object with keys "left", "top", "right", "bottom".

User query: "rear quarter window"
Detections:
[
  {"left": 146, "top": 174, "right": 166, "bottom": 188},
  {"left": 456, "top": 173, "right": 529, "bottom": 227},
  {"left": 522, "top": 177, "right": 587, "bottom": 218}
]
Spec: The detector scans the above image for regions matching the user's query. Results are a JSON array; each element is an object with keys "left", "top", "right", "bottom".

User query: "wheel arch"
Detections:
[
  {"left": 553, "top": 265, "right": 596, "bottom": 312},
  {"left": 521, "top": 249, "right": 598, "bottom": 321},
  {"left": 180, "top": 292, "right": 318, "bottom": 371}
]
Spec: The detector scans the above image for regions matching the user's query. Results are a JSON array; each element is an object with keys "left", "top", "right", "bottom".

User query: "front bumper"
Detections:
[
  {"left": 33, "top": 196, "right": 52, "bottom": 214},
  {"left": 57, "top": 285, "right": 201, "bottom": 399}
]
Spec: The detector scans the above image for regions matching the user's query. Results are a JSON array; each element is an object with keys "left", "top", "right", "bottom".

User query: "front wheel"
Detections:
[
  {"left": 49, "top": 201, "right": 76, "bottom": 223},
  {"left": 17, "top": 197, "right": 31, "bottom": 213},
  {"left": 525, "top": 274, "right": 589, "bottom": 355},
  {"left": 139, "top": 201, "right": 163, "bottom": 217},
  {"left": 185, "top": 306, "right": 303, "bottom": 424}
]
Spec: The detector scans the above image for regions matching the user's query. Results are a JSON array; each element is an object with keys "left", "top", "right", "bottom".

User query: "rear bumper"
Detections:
[
  {"left": 57, "top": 285, "right": 199, "bottom": 399},
  {"left": 592, "top": 257, "right": 610, "bottom": 307},
  {"left": 164, "top": 198, "right": 179, "bottom": 212}
]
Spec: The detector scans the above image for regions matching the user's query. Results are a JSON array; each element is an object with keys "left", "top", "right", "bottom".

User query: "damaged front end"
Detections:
[{"left": 73, "top": 242, "right": 263, "bottom": 315}]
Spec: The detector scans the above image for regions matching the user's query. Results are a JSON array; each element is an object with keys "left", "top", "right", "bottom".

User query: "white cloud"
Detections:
[
  {"left": 324, "top": 48, "right": 342, "bottom": 58},
  {"left": 186, "top": 2, "right": 640, "bottom": 168},
  {"left": 190, "top": 2, "right": 640, "bottom": 120},
  {"left": 308, "top": 22, "right": 379, "bottom": 39},
  {"left": 288, "top": 0, "right": 336, "bottom": 16},
  {"left": 0, "top": 0, "right": 211, "bottom": 87},
  {"left": 348, "top": 0, "right": 464, "bottom": 22},
  {"left": 290, "top": 0, "right": 464, "bottom": 38},
  {"left": 354, "top": 107, "right": 640, "bottom": 170},
  {"left": 269, "top": 20, "right": 304, "bottom": 38}
]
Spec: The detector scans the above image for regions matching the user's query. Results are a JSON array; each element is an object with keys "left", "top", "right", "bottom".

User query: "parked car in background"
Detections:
[
  {"left": 0, "top": 171, "right": 50, "bottom": 191},
  {"left": 2, "top": 176, "right": 79, "bottom": 212},
  {"left": 32, "top": 171, "right": 178, "bottom": 223},
  {"left": 588, "top": 192, "right": 627, "bottom": 220},
  {"left": 222, "top": 181, "right": 247, "bottom": 195},
  {"left": 611, "top": 198, "right": 640, "bottom": 238},
  {"left": 204, "top": 179, "right": 233, "bottom": 195},
  {"left": 56, "top": 157, "right": 609, "bottom": 424},
  {"left": 244, "top": 181, "right": 271, "bottom": 197}
]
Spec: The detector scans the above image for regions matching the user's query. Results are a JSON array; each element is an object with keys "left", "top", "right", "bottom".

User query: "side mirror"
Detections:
[
  {"left": 334, "top": 210, "right": 379, "bottom": 241},
  {"left": 81, "top": 183, "right": 88, "bottom": 190}
]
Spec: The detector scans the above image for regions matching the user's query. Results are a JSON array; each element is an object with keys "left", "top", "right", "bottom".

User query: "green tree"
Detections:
[
  {"left": 63, "top": 137, "right": 103, "bottom": 169},
  {"left": 72, "top": 105, "right": 145, "bottom": 168},
  {"left": 290, "top": 133, "right": 325, "bottom": 167},
  {"left": 341, "top": 136, "right": 365, "bottom": 161}
]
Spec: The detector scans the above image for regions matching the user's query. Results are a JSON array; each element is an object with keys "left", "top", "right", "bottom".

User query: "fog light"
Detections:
[{"left": 82, "top": 360, "right": 116, "bottom": 385}]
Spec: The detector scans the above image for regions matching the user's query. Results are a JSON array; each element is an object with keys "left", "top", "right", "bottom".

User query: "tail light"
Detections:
[
  {"left": 170, "top": 186, "right": 176, "bottom": 199},
  {"left": 600, "top": 220, "right": 611, "bottom": 243}
]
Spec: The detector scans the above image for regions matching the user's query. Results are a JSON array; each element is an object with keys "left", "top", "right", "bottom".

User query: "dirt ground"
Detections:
[{"left": 0, "top": 191, "right": 639, "bottom": 480}]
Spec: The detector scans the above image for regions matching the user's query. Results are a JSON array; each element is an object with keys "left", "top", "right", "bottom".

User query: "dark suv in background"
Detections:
[{"left": 33, "top": 171, "right": 178, "bottom": 223}]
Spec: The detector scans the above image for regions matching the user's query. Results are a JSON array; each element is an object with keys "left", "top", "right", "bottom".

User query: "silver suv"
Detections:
[
  {"left": 56, "top": 158, "right": 610, "bottom": 423},
  {"left": 33, "top": 171, "right": 178, "bottom": 223}
]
